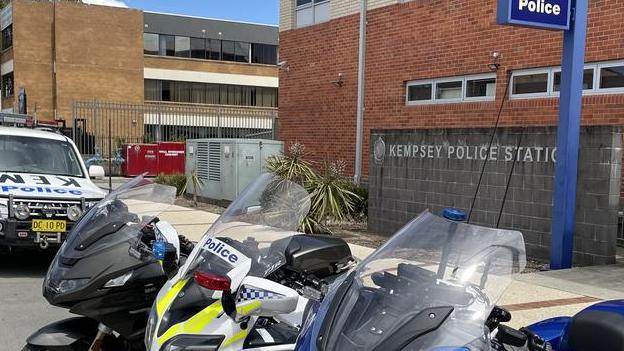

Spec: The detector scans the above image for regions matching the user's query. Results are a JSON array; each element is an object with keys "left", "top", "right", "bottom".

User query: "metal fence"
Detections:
[{"left": 71, "top": 100, "right": 278, "bottom": 157}]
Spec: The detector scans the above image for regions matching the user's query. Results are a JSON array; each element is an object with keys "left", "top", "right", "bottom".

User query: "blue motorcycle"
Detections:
[
  {"left": 295, "top": 209, "right": 551, "bottom": 351},
  {"left": 526, "top": 299, "right": 624, "bottom": 351}
]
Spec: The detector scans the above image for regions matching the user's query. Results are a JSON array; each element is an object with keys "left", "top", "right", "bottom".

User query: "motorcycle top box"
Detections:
[
  {"left": 146, "top": 173, "right": 355, "bottom": 351},
  {"left": 295, "top": 210, "right": 528, "bottom": 351}
]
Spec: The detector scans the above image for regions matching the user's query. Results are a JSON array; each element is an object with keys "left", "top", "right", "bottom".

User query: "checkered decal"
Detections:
[{"left": 237, "top": 286, "right": 284, "bottom": 302}]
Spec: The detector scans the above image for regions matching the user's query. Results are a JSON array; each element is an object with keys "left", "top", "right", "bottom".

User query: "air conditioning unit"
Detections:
[{"left": 185, "top": 139, "right": 284, "bottom": 201}]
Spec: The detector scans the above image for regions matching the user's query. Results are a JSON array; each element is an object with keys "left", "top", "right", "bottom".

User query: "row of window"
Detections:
[
  {"left": 406, "top": 61, "right": 624, "bottom": 105},
  {"left": 510, "top": 62, "right": 624, "bottom": 98},
  {"left": 144, "top": 33, "right": 278, "bottom": 65},
  {"left": 144, "top": 79, "right": 278, "bottom": 108},
  {"left": 407, "top": 74, "right": 497, "bottom": 105},
  {"left": 2, "top": 24, "right": 11, "bottom": 51},
  {"left": 296, "top": 0, "right": 330, "bottom": 28},
  {"left": 2, "top": 72, "right": 13, "bottom": 98}
]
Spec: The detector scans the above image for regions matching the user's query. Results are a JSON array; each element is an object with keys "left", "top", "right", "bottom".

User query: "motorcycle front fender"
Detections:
[
  {"left": 26, "top": 317, "right": 98, "bottom": 349},
  {"left": 525, "top": 316, "right": 572, "bottom": 349}
]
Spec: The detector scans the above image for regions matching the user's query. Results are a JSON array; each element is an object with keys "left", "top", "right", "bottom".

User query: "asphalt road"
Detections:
[{"left": 0, "top": 250, "right": 71, "bottom": 351}]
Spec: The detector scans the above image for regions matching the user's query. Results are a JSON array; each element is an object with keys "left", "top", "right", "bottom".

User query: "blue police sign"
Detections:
[{"left": 497, "top": 0, "right": 571, "bottom": 30}]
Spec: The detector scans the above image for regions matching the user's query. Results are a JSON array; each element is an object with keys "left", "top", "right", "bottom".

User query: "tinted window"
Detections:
[
  {"left": 173, "top": 81, "right": 191, "bottom": 102},
  {"left": 600, "top": 66, "right": 624, "bottom": 89},
  {"left": 206, "top": 39, "right": 221, "bottom": 60},
  {"left": 190, "top": 38, "right": 206, "bottom": 59},
  {"left": 144, "top": 79, "right": 161, "bottom": 101},
  {"left": 553, "top": 69, "right": 594, "bottom": 92},
  {"left": 175, "top": 36, "right": 190, "bottom": 58},
  {"left": 222, "top": 41, "right": 236, "bottom": 62},
  {"left": 407, "top": 84, "right": 432, "bottom": 102},
  {"left": 161, "top": 80, "right": 172, "bottom": 101},
  {"left": 0, "top": 136, "right": 83, "bottom": 177},
  {"left": 235, "top": 42, "right": 250, "bottom": 63},
  {"left": 2, "top": 25, "right": 12, "bottom": 50},
  {"left": 206, "top": 84, "right": 220, "bottom": 104},
  {"left": 159, "top": 35, "right": 175, "bottom": 56},
  {"left": 144, "top": 33, "right": 159, "bottom": 55},
  {"left": 190, "top": 82, "right": 206, "bottom": 103},
  {"left": 436, "top": 81, "right": 462, "bottom": 100},
  {"left": 512, "top": 73, "right": 548, "bottom": 95},
  {"left": 466, "top": 78, "right": 496, "bottom": 98},
  {"left": 252, "top": 44, "right": 278, "bottom": 65},
  {"left": 2, "top": 72, "right": 13, "bottom": 98}
]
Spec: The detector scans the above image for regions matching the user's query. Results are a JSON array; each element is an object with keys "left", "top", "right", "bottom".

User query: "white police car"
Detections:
[{"left": 0, "top": 127, "right": 107, "bottom": 250}]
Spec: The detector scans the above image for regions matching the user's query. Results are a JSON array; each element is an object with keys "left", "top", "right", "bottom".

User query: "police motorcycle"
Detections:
[
  {"left": 24, "top": 176, "right": 195, "bottom": 351},
  {"left": 295, "top": 209, "right": 553, "bottom": 351},
  {"left": 524, "top": 299, "right": 624, "bottom": 351},
  {"left": 145, "top": 173, "right": 356, "bottom": 351}
]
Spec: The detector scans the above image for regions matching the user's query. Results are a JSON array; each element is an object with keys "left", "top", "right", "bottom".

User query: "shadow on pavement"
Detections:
[{"left": 0, "top": 249, "right": 57, "bottom": 278}]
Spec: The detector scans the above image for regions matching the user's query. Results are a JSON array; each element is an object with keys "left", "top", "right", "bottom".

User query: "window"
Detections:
[
  {"left": 296, "top": 0, "right": 330, "bottom": 28},
  {"left": 466, "top": 76, "right": 497, "bottom": 99},
  {"left": 206, "top": 39, "right": 221, "bottom": 60},
  {"left": 143, "top": 79, "right": 278, "bottom": 107},
  {"left": 406, "top": 74, "right": 496, "bottom": 105},
  {"left": 235, "top": 42, "right": 250, "bottom": 63},
  {"left": 2, "top": 72, "right": 13, "bottom": 98},
  {"left": 221, "top": 40, "right": 236, "bottom": 62},
  {"left": 599, "top": 64, "right": 624, "bottom": 90},
  {"left": 144, "top": 79, "right": 161, "bottom": 101},
  {"left": 252, "top": 44, "right": 278, "bottom": 65},
  {"left": 159, "top": 35, "right": 175, "bottom": 56},
  {"left": 2, "top": 25, "right": 12, "bottom": 51},
  {"left": 553, "top": 69, "right": 594, "bottom": 92},
  {"left": 175, "top": 36, "right": 191, "bottom": 58},
  {"left": 190, "top": 38, "right": 206, "bottom": 59},
  {"left": 143, "top": 33, "right": 159, "bottom": 55},
  {"left": 512, "top": 71, "right": 549, "bottom": 96}
]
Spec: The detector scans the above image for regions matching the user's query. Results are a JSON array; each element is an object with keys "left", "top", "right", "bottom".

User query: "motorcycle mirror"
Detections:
[
  {"left": 496, "top": 324, "right": 528, "bottom": 347},
  {"left": 194, "top": 271, "right": 232, "bottom": 291}
]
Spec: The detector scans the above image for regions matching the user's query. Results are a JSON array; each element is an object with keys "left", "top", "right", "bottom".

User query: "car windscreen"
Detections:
[{"left": 0, "top": 135, "right": 84, "bottom": 177}]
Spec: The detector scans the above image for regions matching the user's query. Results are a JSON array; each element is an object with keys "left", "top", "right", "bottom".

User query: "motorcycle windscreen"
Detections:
[
  {"left": 318, "top": 211, "right": 526, "bottom": 351},
  {"left": 45, "top": 176, "right": 176, "bottom": 289},
  {"left": 179, "top": 173, "right": 311, "bottom": 289}
]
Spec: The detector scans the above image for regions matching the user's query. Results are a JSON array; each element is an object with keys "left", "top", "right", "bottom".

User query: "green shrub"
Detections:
[
  {"left": 155, "top": 173, "right": 187, "bottom": 196},
  {"left": 348, "top": 183, "right": 368, "bottom": 217}
]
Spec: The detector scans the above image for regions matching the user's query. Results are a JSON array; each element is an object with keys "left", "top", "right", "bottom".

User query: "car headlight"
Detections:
[
  {"left": 57, "top": 278, "right": 90, "bottom": 294},
  {"left": 161, "top": 335, "right": 224, "bottom": 351},
  {"left": 66, "top": 205, "right": 83, "bottom": 222},
  {"left": 14, "top": 204, "right": 30, "bottom": 220}
]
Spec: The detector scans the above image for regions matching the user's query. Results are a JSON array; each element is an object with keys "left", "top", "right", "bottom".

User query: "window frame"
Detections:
[
  {"left": 296, "top": 0, "right": 330, "bottom": 28},
  {"left": 406, "top": 73, "right": 497, "bottom": 106},
  {"left": 551, "top": 65, "right": 596, "bottom": 96},
  {"left": 510, "top": 68, "right": 552, "bottom": 99},
  {"left": 597, "top": 61, "right": 624, "bottom": 94}
]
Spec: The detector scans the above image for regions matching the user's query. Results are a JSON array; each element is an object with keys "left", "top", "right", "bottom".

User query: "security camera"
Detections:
[{"left": 278, "top": 61, "right": 290, "bottom": 71}]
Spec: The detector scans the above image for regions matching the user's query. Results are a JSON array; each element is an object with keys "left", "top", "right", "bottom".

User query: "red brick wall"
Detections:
[{"left": 278, "top": 0, "right": 624, "bottom": 178}]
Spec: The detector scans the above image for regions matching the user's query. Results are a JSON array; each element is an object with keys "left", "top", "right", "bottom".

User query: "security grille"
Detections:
[{"left": 12, "top": 199, "right": 82, "bottom": 219}]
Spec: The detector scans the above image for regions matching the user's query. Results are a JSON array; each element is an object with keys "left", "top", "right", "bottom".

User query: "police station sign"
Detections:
[{"left": 497, "top": 0, "right": 571, "bottom": 30}]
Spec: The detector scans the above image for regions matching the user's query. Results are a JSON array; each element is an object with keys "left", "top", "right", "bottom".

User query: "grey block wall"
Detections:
[{"left": 368, "top": 126, "right": 622, "bottom": 266}]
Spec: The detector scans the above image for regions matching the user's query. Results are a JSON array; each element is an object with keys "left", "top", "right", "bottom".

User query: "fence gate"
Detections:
[{"left": 71, "top": 100, "right": 278, "bottom": 158}]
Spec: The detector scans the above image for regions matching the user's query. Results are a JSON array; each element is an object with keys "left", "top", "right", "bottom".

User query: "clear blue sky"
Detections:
[{"left": 124, "top": 0, "right": 279, "bottom": 25}]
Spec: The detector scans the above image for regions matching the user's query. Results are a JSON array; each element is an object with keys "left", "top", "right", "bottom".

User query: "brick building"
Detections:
[
  {"left": 278, "top": 0, "right": 624, "bottom": 265},
  {"left": 0, "top": 0, "right": 279, "bottom": 125}
]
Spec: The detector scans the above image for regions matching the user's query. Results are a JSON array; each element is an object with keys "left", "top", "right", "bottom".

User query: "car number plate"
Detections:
[{"left": 32, "top": 219, "right": 67, "bottom": 233}]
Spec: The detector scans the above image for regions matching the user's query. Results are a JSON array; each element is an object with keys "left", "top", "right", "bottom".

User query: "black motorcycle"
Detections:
[{"left": 23, "top": 176, "right": 194, "bottom": 351}]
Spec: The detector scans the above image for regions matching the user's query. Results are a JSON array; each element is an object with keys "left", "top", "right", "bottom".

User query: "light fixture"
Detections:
[
  {"left": 333, "top": 73, "right": 345, "bottom": 87},
  {"left": 67, "top": 205, "right": 83, "bottom": 222},
  {"left": 488, "top": 63, "right": 501, "bottom": 72},
  {"left": 488, "top": 51, "right": 501, "bottom": 72},
  {"left": 14, "top": 204, "right": 30, "bottom": 220}
]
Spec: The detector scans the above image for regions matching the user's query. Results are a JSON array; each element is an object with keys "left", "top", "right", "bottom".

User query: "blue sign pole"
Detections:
[{"left": 550, "top": 0, "right": 588, "bottom": 269}]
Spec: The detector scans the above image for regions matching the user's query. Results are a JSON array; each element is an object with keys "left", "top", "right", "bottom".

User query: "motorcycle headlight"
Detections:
[
  {"left": 57, "top": 278, "right": 90, "bottom": 294},
  {"left": 161, "top": 335, "right": 224, "bottom": 351},
  {"left": 66, "top": 205, "right": 83, "bottom": 222},
  {"left": 14, "top": 204, "right": 30, "bottom": 220}
]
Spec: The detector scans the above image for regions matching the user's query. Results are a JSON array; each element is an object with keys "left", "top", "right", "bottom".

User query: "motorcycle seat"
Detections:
[{"left": 566, "top": 309, "right": 624, "bottom": 351}]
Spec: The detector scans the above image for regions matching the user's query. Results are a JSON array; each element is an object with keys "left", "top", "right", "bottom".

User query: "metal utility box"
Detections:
[
  {"left": 157, "top": 142, "right": 185, "bottom": 175},
  {"left": 122, "top": 143, "right": 158, "bottom": 176},
  {"left": 185, "top": 139, "right": 283, "bottom": 201}
]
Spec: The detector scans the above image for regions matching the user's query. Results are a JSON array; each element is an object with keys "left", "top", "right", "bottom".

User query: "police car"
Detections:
[{"left": 0, "top": 127, "right": 107, "bottom": 250}]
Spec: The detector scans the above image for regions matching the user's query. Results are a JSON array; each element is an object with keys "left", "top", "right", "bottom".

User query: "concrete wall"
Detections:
[
  {"left": 368, "top": 126, "right": 622, "bottom": 266},
  {"left": 11, "top": 0, "right": 144, "bottom": 122}
]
